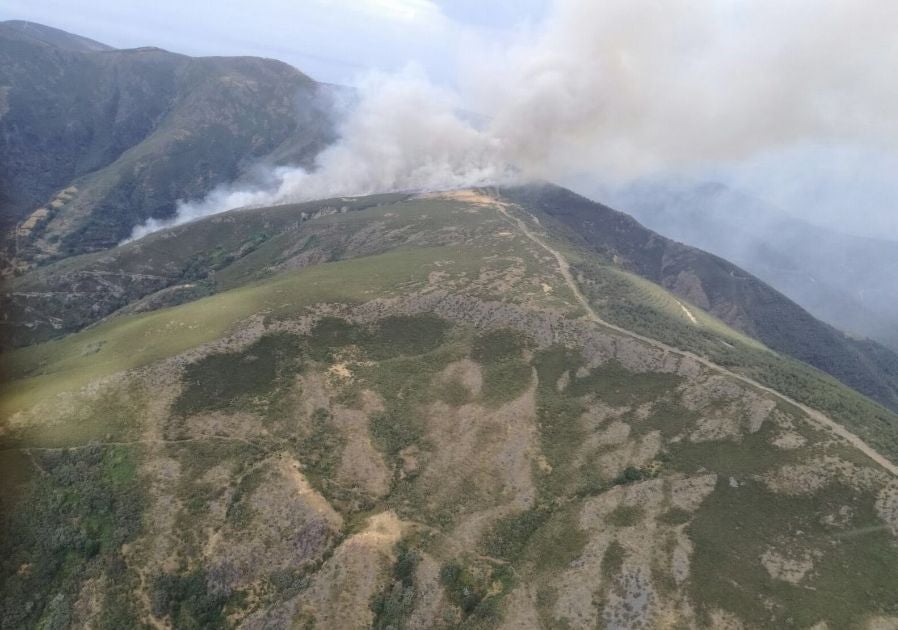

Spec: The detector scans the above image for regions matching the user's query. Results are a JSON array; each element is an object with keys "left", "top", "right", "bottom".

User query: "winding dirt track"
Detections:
[
  {"left": 492, "top": 199, "right": 898, "bottom": 478},
  {"left": 10, "top": 190, "right": 896, "bottom": 479}
]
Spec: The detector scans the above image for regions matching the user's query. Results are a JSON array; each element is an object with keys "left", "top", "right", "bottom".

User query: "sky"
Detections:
[
  {"left": 2, "top": 0, "right": 896, "bottom": 240},
  {"left": 0, "top": 0, "right": 548, "bottom": 85}
]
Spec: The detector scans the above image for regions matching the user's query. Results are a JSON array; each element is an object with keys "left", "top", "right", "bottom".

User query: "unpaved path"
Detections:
[
  {"left": 9, "top": 192, "right": 897, "bottom": 479},
  {"left": 492, "top": 199, "right": 898, "bottom": 478}
]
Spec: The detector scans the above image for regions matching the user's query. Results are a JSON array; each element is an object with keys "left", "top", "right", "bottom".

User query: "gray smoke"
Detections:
[{"left": 129, "top": 0, "right": 898, "bottom": 240}]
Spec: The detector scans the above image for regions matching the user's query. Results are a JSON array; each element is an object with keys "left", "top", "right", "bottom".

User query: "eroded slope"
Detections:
[{"left": 2, "top": 193, "right": 898, "bottom": 629}]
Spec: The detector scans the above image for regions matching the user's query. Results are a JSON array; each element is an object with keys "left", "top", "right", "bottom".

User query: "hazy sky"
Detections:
[
  {"left": 3, "top": 0, "right": 896, "bottom": 240},
  {"left": 0, "top": 0, "right": 548, "bottom": 84}
]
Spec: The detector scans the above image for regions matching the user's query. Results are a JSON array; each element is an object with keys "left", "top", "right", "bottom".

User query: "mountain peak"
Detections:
[{"left": 1, "top": 19, "right": 114, "bottom": 52}]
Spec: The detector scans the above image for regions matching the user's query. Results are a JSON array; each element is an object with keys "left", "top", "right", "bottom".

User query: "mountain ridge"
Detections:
[
  {"left": 0, "top": 20, "right": 337, "bottom": 271},
  {"left": 0, "top": 20, "right": 114, "bottom": 52},
  {"left": 500, "top": 185, "right": 898, "bottom": 414},
  {"left": 598, "top": 179, "right": 898, "bottom": 352},
  {"left": 5, "top": 183, "right": 898, "bottom": 417},
  {"left": 4, "top": 22, "right": 898, "bottom": 629},
  {"left": 3, "top": 189, "right": 898, "bottom": 629}
]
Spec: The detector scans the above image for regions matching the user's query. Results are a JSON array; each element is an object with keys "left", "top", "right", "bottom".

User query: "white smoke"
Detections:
[
  {"left": 463, "top": 0, "right": 898, "bottom": 176},
  {"left": 128, "top": 70, "right": 518, "bottom": 241},
  {"left": 128, "top": 0, "right": 898, "bottom": 241}
]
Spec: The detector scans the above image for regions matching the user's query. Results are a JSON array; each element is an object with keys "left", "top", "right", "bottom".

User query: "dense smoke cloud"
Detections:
[
  {"left": 466, "top": 0, "right": 898, "bottom": 176},
  {"left": 129, "top": 0, "right": 898, "bottom": 240},
  {"left": 128, "top": 70, "right": 514, "bottom": 240}
]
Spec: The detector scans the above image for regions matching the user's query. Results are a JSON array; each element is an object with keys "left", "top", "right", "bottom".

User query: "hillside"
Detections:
[
  {"left": 600, "top": 180, "right": 898, "bottom": 352},
  {"left": 0, "top": 20, "right": 114, "bottom": 52},
  {"left": 0, "top": 20, "right": 337, "bottom": 270},
  {"left": 8, "top": 183, "right": 898, "bottom": 419},
  {"left": 2, "top": 190, "right": 898, "bottom": 629},
  {"left": 502, "top": 186, "right": 898, "bottom": 415}
]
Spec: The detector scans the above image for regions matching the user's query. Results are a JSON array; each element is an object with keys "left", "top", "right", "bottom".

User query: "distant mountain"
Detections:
[
  {"left": 598, "top": 180, "right": 898, "bottom": 352},
  {"left": 0, "top": 19, "right": 114, "bottom": 52},
  {"left": 0, "top": 20, "right": 338, "bottom": 270}
]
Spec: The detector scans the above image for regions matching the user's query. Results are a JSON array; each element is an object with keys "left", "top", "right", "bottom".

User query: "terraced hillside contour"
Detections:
[{"left": 2, "top": 191, "right": 898, "bottom": 629}]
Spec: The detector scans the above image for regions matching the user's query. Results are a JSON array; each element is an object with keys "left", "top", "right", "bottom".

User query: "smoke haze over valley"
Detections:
[{"left": 108, "top": 0, "right": 898, "bottom": 242}]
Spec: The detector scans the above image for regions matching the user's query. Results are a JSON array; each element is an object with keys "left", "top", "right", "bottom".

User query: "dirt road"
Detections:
[{"left": 493, "top": 199, "right": 898, "bottom": 478}]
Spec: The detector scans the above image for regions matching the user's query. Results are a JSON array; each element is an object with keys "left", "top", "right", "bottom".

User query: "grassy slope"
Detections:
[
  {"left": 5, "top": 194, "right": 898, "bottom": 459},
  {"left": 516, "top": 199, "right": 898, "bottom": 465},
  {"left": 2, "top": 245, "right": 468, "bottom": 419},
  {"left": 3, "top": 195, "right": 579, "bottom": 418},
  {"left": 0, "top": 26, "right": 333, "bottom": 262},
  {"left": 4, "top": 314, "right": 897, "bottom": 628},
  {"left": 3, "top": 194, "right": 898, "bottom": 628},
  {"left": 501, "top": 185, "right": 898, "bottom": 415},
  {"left": 6, "top": 193, "right": 562, "bottom": 348},
  {"left": 572, "top": 258, "right": 898, "bottom": 464}
]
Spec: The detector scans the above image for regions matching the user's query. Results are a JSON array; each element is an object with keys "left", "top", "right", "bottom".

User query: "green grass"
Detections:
[
  {"left": 173, "top": 332, "right": 304, "bottom": 416},
  {"left": 572, "top": 258, "right": 898, "bottom": 467},
  {"left": 598, "top": 265, "right": 765, "bottom": 350},
  {"left": 605, "top": 505, "right": 643, "bottom": 527},
  {"left": 1, "top": 244, "right": 488, "bottom": 418},
  {"left": 688, "top": 478, "right": 898, "bottom": 628},
  {"left": 0, "top": 378, "right": 147, "bottom": 450},
  {"left": 601, "top": 541, "right": 626, "bottom": 579},
  {"left": 0, "top": 445, "right": 145, "bottom": 628}
]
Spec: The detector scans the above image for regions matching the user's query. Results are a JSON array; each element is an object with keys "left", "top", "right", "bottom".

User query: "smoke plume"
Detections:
[{"left": 129, "top": 0, "right": 898, "bottom": 240}]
